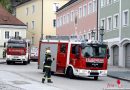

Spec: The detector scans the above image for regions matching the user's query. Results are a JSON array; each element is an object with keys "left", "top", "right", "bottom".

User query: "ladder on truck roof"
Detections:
[{"left": 42, "top": 35, "right": 78, "bottom": 42}]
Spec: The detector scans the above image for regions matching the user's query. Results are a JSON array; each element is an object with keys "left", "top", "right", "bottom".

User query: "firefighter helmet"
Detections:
[{"left": 46, "top": 47, "right": 51, "bottom": 54}]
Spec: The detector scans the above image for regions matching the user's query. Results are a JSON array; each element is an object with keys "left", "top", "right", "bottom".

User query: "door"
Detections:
[
  {"left": 70, "top": 44, "right": 81, "bottom": 68},
  {"left": 56, "top": 43, "right": 68, "bottom": 73},
  {"left": 113, "top": 45, "right": 119, "bottom": 66},
  {"left": 125, "top": 44, "right": 130, "bottom": 68}
]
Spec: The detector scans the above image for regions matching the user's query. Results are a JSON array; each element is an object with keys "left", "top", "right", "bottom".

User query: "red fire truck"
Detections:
[
  {"left": 38, "top": 36, "right": 109, "bottom": 80},
  {"left": 4, "top": 37, "right": 30, "bottom": 65}
]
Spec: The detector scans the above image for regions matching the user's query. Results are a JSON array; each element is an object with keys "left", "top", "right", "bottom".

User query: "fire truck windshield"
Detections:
[
  {"left": 82, "top": 45, "right": 107, "bottom": 58},
  {"left": 7, "top": 43, "right": 26, "bottom": 48}
]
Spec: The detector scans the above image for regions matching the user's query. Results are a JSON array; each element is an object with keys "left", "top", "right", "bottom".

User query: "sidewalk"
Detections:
[
  {"left": 0, "top": 58, "right": 6, "bottom": 64},
  {"left": 107, "top": 65, "right": 130, "bottom": 81},
  {"left": 0, "top": 71, "right": 62, "bottom": 90}
]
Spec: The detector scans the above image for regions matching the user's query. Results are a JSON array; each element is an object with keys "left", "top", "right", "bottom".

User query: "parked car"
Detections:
[{"left": 29, "top": 46, "right": 38, "bottom": 61}]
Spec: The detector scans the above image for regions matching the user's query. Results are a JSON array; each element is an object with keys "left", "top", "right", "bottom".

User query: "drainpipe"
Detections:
[
  {"left": 96, "top": 0, "right": 99, "bottom": 40},
  {"left": 41, "top": 0, "right": 44, "bottom": 40}
]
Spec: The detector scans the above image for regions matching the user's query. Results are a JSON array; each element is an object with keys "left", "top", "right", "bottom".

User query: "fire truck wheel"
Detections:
[
  {"left": 23, "top": 61, "right": 27, "bottom": 65},
  {"left": 28, "top": 60, "right": 30, "bottom": 64},
  {"left": 68, "top": 68, "right": 74, "bottom": 79},
  {"left": 7, "top": 61, "right": 11, "bottom": 65},
  {"left": 94, "top": 76, "right": 98, "bottom": 80}
]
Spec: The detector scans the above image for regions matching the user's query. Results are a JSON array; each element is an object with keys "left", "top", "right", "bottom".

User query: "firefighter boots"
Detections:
[
  {"left": 48, "top": 80, "right": 53, "bottom": 83},
  {"left": 42, "top": 78, "right": 45, "bottom": 83}
]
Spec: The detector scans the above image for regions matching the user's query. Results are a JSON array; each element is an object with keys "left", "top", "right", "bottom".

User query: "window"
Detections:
[
  {"left": 101, "top": 19, "right": 105, "bottom": 30},
  {"left": 26, "top": 7, "right": 29, "bottom": 15},
  {"left": 56, "top": 19, "right": 59, "bottom": 28},
  {"left": 83, "top": 4, "right": 87, "bottom": 16},
  {"left": 101, "top": 0, "right": 106, "bottom": 8},
  {"left": 32, "top": 5, "right": 35, "bottom": 13},
  {"left": 15, "top": 32, "right": 19, "bottom": 37},
  {"left": 74, "top": 10, "right": 78, "bottom": 24},
  {"left": 93, "top": 0, "right": 97, "bottom": 12},
  {"left": 71, "top": 44, "right": 79, "bottom": 54},
  {"left": 60, "top": 44, "right": 66, "bottom": 53},
  {"left": 63, "top": 15, "right": 66, "bottom": 24},
  {"left": 32, "top": 37, "right": 34, "bottom": 45},
  {"left": 32, "top": 21, "right": 35, "bottom": 29},
  {"left": 113, "top": 14, "right": 119, "bottom": 28},
  {"left": 107, "top": 16, "right": 112, "bottom": 30},
  {"left": 79, "top": 6, "right": 83, "bottom": 18},
  {"left": 53, "top": 19, "right": 56, "bottom": 27},
  {"left": 107, "top": 0, "right": 112, "bottom": 5},
  {"left": 123, "top": 10, "right": 129, "bottom": 26},
  {"left": 88, "top": 1, "right": 93, "bottom": 14},
  {"left": 5, "top": 31, "right": 9, "bottom": 39},
  {"left": 69, "top": 13, "right": 71, "bottom": 22},
  {"left": 71, "top": 11, "right": 74, "bottom": 21},
  {"left": 53, "top": 3, "right": 60, "bottom": 12},
  {"left": 67, "top": 13, "right": 69, "bottom": 23}
]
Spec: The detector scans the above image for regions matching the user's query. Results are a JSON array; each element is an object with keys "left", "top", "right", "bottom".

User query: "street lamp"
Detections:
[
  {"left": 100, "top": 26, "right": 104, "bottom": 44},
  {"left": 91, "top": 30, "right": 95, "bottom": 40}
]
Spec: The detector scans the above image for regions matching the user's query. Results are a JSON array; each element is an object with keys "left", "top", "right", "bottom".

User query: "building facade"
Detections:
[
  {"left": 56, "top": 0, "right": 97, "bottom": 41},
  {"left": 16, "top": 0, "right": 69, "bottom": 47},
  {"left": 99, "top": 0, "right": 130, "bottom": 68},
  {"left": 0, "top": 5, "right": 26, "bottom": 58}
]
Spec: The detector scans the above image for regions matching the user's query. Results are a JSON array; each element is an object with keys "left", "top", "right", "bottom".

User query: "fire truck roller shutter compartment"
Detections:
[{"left": 39, "top": 43, "right": 58, "bottom": 72}]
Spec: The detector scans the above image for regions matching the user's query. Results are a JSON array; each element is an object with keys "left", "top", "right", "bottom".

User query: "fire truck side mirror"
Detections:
[
  {"left": 107, "top": 54, "right": 110, "bottom": 59},
  {"left": 28, "top": 43, "right": 30, "bottom": 47},
  {"left": 107, "top": 48, "right": 110, "bottom": 59},
  {"left": 4, "top": 42, "right": 6, "bottom": 47},
  {"left": 85, "top": 52, "right": 90, "bottom": 58}
]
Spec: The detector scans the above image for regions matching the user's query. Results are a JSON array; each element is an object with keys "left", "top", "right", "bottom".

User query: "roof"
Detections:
[
  {"left": 57, "top": 0, "right": 78, "bottom": 12},
  {"left": 16, "top": 0, "right": 31, "bottom": 7},
  {"left": 0, "top": 5, "right": 26, "bottom": 26}
]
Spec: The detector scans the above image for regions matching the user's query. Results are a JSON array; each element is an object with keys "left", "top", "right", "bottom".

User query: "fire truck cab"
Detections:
[{"left": 38, "top": 36, "right": 109, "bottom": 80}]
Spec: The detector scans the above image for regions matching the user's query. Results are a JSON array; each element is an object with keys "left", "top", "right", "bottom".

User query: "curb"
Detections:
[
  {"left": 0, "top": 61, "right": 6, "bottom": 64},
  {"left": 107, "top": 75, "right": 130, "bottom": 82}
]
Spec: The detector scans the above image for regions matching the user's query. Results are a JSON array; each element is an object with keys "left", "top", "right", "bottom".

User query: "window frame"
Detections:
[
  {"left": 83, "top": 4, "right": 87, "bottom": 17},
  {"left": 101, "top": 18, "right": 106, "bottom": 31},
  {"left": 107, "top": 16, "right": 112, "bottom": 31},
  {"left": 113, "top": 13, "right": 119, "bottom": 29},
  {"left": 5, "top": 31, "right": 9, "bottom": 39},
  {"left": 122, "top": 9, "right": 129, "bottom": 27}
]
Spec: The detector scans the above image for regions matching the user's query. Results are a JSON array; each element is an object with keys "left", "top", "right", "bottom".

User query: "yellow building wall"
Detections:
[{"left": 16, "top": 0, "right": 69, "bottom": 47}]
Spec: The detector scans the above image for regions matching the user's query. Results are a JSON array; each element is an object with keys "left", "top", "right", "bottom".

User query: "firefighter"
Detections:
[{"left": 42, "top": 47, "right": 53, "bottom": 83}]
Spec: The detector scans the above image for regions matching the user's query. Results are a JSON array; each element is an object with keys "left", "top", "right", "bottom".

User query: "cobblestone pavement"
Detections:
[{"left": 0, "top": 81, "right": 25, "bottom": 90}]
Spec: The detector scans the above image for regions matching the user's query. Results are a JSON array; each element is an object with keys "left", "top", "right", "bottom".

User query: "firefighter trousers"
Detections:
[{"left": 43, "top": 67, "right": 52, "bottom": 82}]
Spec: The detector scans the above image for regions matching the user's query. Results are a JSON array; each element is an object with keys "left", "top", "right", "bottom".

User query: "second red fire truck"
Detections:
[
  {"left": 38, "top": 36, "right": 109, "bottom": 80},
  {"left": 4, "top": 37, "right": 30, "bottom": 65}
]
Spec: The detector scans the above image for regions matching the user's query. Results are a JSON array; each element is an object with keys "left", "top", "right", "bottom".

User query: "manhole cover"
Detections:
[{"left": 11, "top": 81, "right": 31, "bottom": 85}]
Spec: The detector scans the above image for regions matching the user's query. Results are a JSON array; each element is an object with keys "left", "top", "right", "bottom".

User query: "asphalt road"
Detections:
[{"left": 0, "top": 60, "right": 130, "bottom": 90}]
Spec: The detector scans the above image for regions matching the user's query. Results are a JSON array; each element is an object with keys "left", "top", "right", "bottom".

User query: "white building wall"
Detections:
[{"left": 0, "top": 25, "right": 27, "bottom": 58}]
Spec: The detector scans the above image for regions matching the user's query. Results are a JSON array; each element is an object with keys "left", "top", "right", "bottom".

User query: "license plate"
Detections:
[
  {"left": 91, "top": 70, "right": 98, "bottom": 72},
  {"left": 14, "top": 56, "right": 18, "bottom": 58}
]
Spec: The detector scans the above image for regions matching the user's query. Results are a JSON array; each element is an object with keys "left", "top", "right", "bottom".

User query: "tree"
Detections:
[{"left": 0, "top": 0, "right": 12, "bottom": 12}]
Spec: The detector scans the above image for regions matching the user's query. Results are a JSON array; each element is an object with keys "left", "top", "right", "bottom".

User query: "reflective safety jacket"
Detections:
[{"left": 44, "top": 53, "right": 52, "bottom": 67}]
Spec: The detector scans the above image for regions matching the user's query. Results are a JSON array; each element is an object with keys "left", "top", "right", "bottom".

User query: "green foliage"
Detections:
[{"left": 0, "top": 0, "right": 12, "bottom": 13}]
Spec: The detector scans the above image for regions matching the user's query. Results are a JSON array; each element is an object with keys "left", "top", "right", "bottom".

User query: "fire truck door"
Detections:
[
  {"left": 57, "top": 43, "right": 68, "bottom": 73},
  {"left": 70, "top": 44, "right": 80, "bottom": 67}
]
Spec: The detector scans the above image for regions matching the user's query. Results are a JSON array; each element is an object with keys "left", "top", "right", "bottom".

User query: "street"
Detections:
[{"left": 0, "top": 59, "right": 130, "bottom": 90}]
